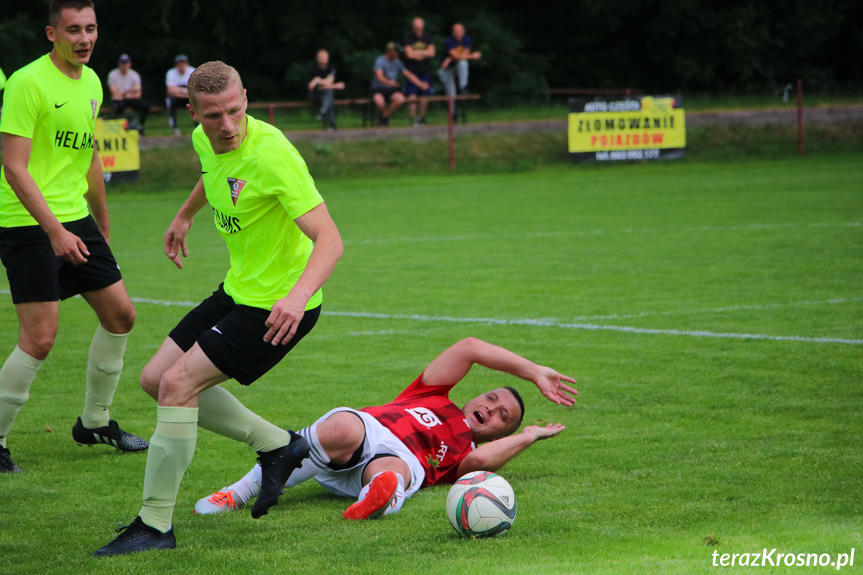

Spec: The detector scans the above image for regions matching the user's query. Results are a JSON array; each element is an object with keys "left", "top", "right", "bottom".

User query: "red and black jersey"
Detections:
[{"left": 361, "top": 373, "right": 476, "bottom": 487}]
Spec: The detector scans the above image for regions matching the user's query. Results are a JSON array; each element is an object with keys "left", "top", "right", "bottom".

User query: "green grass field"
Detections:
[{"left": 1, "top": 152, "right": 861, "bottom": 574}]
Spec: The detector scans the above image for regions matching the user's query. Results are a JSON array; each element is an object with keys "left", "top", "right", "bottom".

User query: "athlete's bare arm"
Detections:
[
  {"left": 2, "top": 133, "right": 89, "bottom": 264},
  {"left": 456, "top": 422, "right": 565, "bottom": 476},
  {"left": 421, "top": 337, "right": 578, "bottom": 406},
  {"left": 164, "top": 176, "right": 209, "bottom": 269},
  {"left": 263, "top": 202, "right": 343, "bottom": 346},
  {"left": 84, "top": 147, "right": 109, "bottom": 242}
]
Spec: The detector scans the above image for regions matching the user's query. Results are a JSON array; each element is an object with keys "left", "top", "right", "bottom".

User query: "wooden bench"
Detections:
[
  {"left": 249, "top": 93, "right": 481, "bottom": 128},
  {"left": 246, "top": 99, "right": 369, "bottom": 126},
  {"left": 359, "top": 93, "right": 481, "bottom": 127},
  {"left": 101, "top": 104, "right": 166, "bottom": 115},
  {"left": 549, "top": 88, "right": 643, "bottom": 98},
  {"left": 101, "top": 93, "right": 482, "bottom": 129}
]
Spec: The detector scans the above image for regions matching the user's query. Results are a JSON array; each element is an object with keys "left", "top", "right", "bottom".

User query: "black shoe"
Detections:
[
  {"left": 417, "top": 116, "right": 427, "bottom": 125},
  {"left": 0, "top": 445, "right": 23, "bottom": 473},
  {"left": 72, "top": 417, "right": 149, "bottom": 452},
  {"left": 93, "top": 517, "right": 176, "bottom": 557},
  {"left": 459, "top": 87, "right": 470, "bottom": 95},
  {"left": 251, "top": 431, "right": 309, "bottom": 519}
]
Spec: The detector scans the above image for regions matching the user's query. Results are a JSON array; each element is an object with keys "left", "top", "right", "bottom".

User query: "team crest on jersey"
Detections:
[
  {"left": 227, "top": 177, "right": 247, "bottom": 206},
  {"left": 405, "top": 407, "right": 442, "bottom": 429},
  {"left": 90, "top": 99, "right": 98, "bottom": 119}
]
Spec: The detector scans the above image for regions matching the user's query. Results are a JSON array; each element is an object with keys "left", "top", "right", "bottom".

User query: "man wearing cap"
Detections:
[
  {"left": 107, "top": 54, "right": 150, "bottom": 134},
  {"left": 370, "top": 42, "right": 428, "bottom": 126},
  {"left": 165, "top": 55, "right": 195, "bottom": 136}
]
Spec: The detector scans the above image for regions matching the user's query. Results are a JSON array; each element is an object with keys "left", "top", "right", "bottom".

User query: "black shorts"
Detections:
[
  {"left": 0, "top": 216, "right": 123, "bottom": 304},
  {"left": 370, "top": 86, "right": 399, "bottom": 100},
  {"left": 403, "top": 74, "right": 433, "bottom": 96},
  {"left": 169, "top": 283, "right": 321, "bottom": 385}
]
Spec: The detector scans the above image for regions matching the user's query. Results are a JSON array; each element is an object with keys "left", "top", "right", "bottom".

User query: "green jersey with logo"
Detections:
[
  {"left": 0, "top": 54, "right": 101, "bottom": 227},
  {"left": 193, "top": 115, "right": 324, "bottom": 310}
]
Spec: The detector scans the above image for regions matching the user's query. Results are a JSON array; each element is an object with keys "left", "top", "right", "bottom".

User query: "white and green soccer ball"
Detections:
[{"left": 446, "top": 471, "right": 517, "bottom": 538}]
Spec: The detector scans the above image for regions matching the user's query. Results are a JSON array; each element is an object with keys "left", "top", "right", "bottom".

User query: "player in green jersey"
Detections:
[
  {"left": 0, "top": 0, "right": 147, "bottom": 475},
  {"left": 95, "top": 61, "right": 344, "bottom": 557}
]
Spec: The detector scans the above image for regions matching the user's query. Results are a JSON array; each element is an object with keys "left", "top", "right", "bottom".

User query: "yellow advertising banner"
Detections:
[
  {"left": 568, "top": 96, "right": 686, "bottom": 161},
  {"left": 94, "top": 118, "right": 140, "bottom": 181}
]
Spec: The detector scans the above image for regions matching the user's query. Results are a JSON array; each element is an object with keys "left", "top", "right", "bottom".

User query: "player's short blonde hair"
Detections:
[
  {"left": 187, "top": 61, "right": 244, "bottom": 108},
  {"left": 49, "top": 0, "right": 94, "bottom": 27}
]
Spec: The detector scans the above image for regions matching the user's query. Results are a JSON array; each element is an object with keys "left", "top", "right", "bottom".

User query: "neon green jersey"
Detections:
[
  {"left": 0, "top": 54, "right": 101, "bottom": 227},
  {"left": 193, "top": 115, "right": 324, "bottom": 311}
]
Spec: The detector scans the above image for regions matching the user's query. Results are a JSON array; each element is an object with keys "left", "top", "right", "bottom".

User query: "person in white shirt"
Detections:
[
  {"left": 165, "top": 54, "right": 195, "bottom": 135},
  {"left": 107, "top": 53, "right": 150, "bottom": 134}
]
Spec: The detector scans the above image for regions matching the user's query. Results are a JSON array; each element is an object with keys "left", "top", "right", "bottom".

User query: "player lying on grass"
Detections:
[{"left": 194, "top": 337, "right": 577, "bottom": 520}]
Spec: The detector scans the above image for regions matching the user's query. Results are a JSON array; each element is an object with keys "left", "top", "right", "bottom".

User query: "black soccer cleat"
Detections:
[
  {"left": 72, "top": 417, "right": 149, "bottom": 452},
  {"left": 93, "top": 517, "right": 176, "bottom": 557},
  {"left": 0, "top": 445, "right": 23, "bottom": 473},
  {"left": 251, "top": 431, "right": 310, "bottom": 519}
]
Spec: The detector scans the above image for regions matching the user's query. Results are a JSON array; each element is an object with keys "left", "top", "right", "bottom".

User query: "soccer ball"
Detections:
[{"left": 446, "top": 471, "right": 517, "bottom": 537}]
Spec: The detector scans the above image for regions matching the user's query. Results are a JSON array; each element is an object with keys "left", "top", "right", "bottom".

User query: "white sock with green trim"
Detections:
[
  {"left": 139, "top": 406, "right": 198, "bottom": 532},
  {"left": 82, "top": 326, "right": 129, "bottom": 429},
  {"left": 0, "top": 346, "right": 42, "bottom": 448},
  {"left": 197, "top": 386, "right": 292, "bottom": 452}
]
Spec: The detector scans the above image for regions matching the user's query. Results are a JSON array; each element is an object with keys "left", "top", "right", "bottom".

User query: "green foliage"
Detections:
[
  {"left": 1, "top": 1, "right": 861, "bottom": 105},
  {"left": 1, "top": 153, "right": 861, "bottom": 574}
]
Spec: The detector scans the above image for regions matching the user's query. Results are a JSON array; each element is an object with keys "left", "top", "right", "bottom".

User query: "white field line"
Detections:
[
  {"left": 323, "top": 311, "right": 863, "bottom": 345},
  {"left": 2, "top": 292, "right": 859, "bottom": 345},
  {"left": 570, "top": 297, "right": 863, "bottom": 321},
  {"left": 84, "top": 221, "right": 863, "bottom": 258},
  {"left": 343, "top": 221, "right": 862, "bottom": 246}
]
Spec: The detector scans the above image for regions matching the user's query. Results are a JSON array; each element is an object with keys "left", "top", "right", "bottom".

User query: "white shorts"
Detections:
[{"left": 310, "top": 408, "right": 425, "bottom": 499}]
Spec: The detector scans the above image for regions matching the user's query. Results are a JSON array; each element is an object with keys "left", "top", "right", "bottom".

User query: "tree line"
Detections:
[{"left": 2, "top": 0, "right": 860, "bottom": 106}]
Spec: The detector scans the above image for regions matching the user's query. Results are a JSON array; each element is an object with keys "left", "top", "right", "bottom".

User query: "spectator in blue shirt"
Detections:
[
  {"left": 438, "top": 23, "right": 482, "bottom": 97},
  {"left": 370, "top": 42, "right": 428, "bottom": 126}
]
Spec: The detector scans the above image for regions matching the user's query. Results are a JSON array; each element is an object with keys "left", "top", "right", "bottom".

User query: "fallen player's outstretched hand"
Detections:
[
  {"left": 534, "top": 366, "right": 578, "bottom": 406},
  {"left": 522, "top": 422, "right": 566, "bottom": 441}
]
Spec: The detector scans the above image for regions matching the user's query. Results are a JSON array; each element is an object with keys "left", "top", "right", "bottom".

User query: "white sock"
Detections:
[
  {"left": 224, "top": 423, "right": 331, "bottom": 505},
  {"left": 82, "top": 326, "right": 129, "bottom": 429},
  {"left": 0, "top": 346, "right": 42, "bottom": 448},
  {"left": 225, "top": 464, "right": 262, "bottom": 506}
]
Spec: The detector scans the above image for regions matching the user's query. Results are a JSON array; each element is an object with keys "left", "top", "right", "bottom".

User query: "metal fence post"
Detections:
[{"left": 797, "top": 79, "right": 803, "bottom": 155}]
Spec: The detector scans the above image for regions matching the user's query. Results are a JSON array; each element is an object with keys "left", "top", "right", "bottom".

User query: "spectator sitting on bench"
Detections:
[
  {"left": 308, "top": 49, "right": 345, "bottom": 131},
  {"left": 165, "top": 54, "right": 195, "bottom": 136},
  {"left": 370, "top": 42, "right": 428, "bottom": 126},
  {"left": 438, "top": 22, "right": 481, "bottom": 121},
  {"left": 107, "top": 54, "right": 150, "bottom": 134}
]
